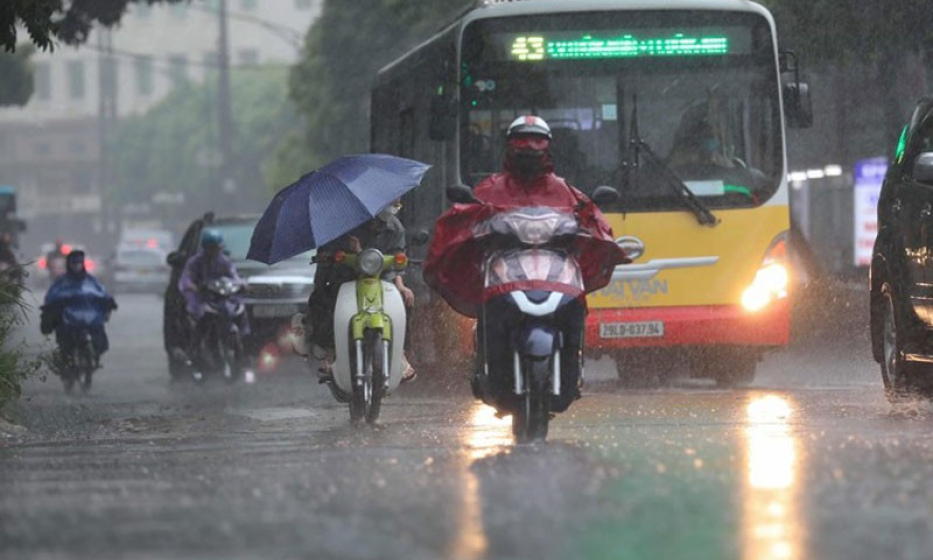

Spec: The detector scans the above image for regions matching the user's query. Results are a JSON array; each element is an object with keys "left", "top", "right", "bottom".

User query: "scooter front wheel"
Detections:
[
  {"left": 348, "top": 330, "right": 385, "bottom": 425},
  {"left": 512, "top": 358, "right": 550, "bottom": 443},
  {"left": 75, "top": 337, "right": 96, "bottom": 394}
]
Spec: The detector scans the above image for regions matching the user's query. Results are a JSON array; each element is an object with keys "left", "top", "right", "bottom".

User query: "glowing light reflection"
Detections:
[
  {"left": 744, "top": 394, "right": 801, "bottom": 560},
  {"left": 449, "top": 404, "right": 511, "bottom": 560},
  {"left": 466, "top": 404, "right": 513, "bottom": 460}
]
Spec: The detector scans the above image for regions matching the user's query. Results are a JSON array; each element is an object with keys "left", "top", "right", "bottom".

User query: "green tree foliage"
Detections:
[
  {"left": 110, "top": 66, "right": 298, "bottom": 209},
  {"left": 1, "top": 0, "right": 186, "bottom": 52},
  {"left": 0, "top": 44, "right": 35, "bottom": 106},
  {"left": 267, "top": 0, "right": 468, "bottom": 189},
  {"left": 0, "top": 268, "right": 40, "bottom": 417}
]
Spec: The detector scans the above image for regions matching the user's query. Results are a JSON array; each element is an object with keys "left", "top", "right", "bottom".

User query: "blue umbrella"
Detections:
[{"left": 247, "top": 154, "right": 431, "bottom": 264}]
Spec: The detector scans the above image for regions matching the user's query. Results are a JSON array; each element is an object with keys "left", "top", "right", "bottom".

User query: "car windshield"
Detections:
[{"left": 212, "top": 221, "right": 314, "bottom": 266}]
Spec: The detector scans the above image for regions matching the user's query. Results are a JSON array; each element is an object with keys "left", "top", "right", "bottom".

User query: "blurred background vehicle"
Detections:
[
  {"left": 28, "top": 241, "right": 104, "bottom": 290},
  {"left": 118, "top": 228, "right": 175, "bottom": 252},
  {"left": 162, "top": 213, "right": 315, "bottom": 379},
  {"left": 107, "top": 245, "right": 169, "bottom": 294}
]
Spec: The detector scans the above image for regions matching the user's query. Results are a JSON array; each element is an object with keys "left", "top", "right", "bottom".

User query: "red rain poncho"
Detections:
[{"left": 423, "top": 170, "right": 629, "bottom": 318}]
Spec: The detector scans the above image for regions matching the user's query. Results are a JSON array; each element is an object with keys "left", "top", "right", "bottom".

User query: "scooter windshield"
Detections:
[
  {"left": 484, "top": 248, "right": 584, "bottom": 297},
  {"left": 474, "top": 207, "right": 578, "bottom": 246}
]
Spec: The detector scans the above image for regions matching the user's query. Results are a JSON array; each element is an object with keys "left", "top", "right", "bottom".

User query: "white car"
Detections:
[{"left": 109, "top": 246, "right": 170, "bottom": 293}]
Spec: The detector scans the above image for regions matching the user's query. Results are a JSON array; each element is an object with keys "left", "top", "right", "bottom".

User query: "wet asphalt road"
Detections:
[{"left": 3, "top": 291, "right": 933, "bottom": 560}]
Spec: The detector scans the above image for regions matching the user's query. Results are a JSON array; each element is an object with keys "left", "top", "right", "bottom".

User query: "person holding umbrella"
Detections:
[
  {"left": 306, "top": 199, "right": 416, "bottom": 382},
  {"left": 246, "top": 154, "right": 431, "bottom": 385}
]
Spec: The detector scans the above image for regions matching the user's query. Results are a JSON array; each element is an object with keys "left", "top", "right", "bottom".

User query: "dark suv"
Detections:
[
  {"left": 163, "top": 213, "right": 315, "bottom": 378},
  {"left": 870, "top": 97, "right": 933, "bottom": 401}
]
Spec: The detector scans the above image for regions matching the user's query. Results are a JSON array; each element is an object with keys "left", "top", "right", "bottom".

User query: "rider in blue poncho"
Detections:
[{"left": 40, "top": 250, "right": 117, "bottom": 367}]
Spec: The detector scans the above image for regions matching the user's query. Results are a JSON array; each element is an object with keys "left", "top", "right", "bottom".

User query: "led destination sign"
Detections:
[
  {"left": 480, "top": 26, "right": 754, "bottom": 62},
  {"left": 510, "top": 33, "right": 730, "bottom": 61}
]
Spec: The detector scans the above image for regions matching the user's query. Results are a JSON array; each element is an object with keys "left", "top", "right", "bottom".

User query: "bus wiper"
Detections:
[{"left": 626, "top": 96, "right": 719, "bottom": 227}]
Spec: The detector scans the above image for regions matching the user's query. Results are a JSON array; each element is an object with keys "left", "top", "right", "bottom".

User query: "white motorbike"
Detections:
[{"left": 311, "top": 249, "right": 408, "bottom": 424}]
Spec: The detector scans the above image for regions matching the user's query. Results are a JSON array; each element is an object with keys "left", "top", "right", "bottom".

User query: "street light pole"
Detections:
[
  {"left": 97, "top": 28, "right": 117, "bottom": 245},
  {"left": 217, "top": 0, "right": 235, "bottom": 209}
]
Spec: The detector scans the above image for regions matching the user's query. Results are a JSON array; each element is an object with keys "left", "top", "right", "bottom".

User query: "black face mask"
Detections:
[{"left": 509, "top": 148, "right": 546, "bottom": 179}]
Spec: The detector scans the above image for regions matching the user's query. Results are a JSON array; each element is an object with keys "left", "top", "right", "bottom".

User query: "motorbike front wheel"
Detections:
[
  {"left": 221, "top": 328, "right": 244, "bottom": 384},
  {"left": 70, "top": 335, "right": 96, "bottom": 394},
  {"left": 349, "top": 330, "right": 386, "bottom": 425},
  {"left": 512, "top": 357, "right": 551, "bottom": 443}
]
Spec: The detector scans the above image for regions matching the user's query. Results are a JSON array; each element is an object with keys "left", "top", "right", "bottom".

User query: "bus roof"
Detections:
[
  {"left": 464, "top": 0, "right": 772, "bottom": 23},
  {"left": 377, "top": 0, "right": 773, "bottom": 78}
]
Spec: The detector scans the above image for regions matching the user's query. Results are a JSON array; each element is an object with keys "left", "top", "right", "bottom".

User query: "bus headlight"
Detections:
[
  {"left": 742, "top": 263, "right": 789, "bottom": 312},
  {"left": 742, "top": 232, "right": 790, "bottom": 313}
]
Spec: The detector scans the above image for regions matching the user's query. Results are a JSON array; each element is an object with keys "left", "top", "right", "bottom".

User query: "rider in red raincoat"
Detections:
[{"left": 424, "top": 115, "right": 627, "bottom": 318}]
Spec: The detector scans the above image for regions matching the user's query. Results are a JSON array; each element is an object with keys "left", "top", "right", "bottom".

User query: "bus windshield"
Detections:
[{"left": 460, "top": 11, "right": 782, "bottom": 211}]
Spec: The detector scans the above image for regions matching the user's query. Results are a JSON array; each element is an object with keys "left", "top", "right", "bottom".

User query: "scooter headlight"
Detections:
[{"left": 358, "top": 248, "right": 385, "bottom": 276}]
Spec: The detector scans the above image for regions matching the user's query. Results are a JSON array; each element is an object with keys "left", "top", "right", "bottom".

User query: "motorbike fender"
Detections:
[
  {"left": 332, "top": 280, "right": 406, "bottom": 395},
  {"left": 519, "top": 324, "right": 557, "bottom": 358}
]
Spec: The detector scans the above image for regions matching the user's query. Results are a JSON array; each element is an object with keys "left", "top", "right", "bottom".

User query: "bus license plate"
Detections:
[{"left": 600, "top": 321, "right": 664, "bottom": 339}]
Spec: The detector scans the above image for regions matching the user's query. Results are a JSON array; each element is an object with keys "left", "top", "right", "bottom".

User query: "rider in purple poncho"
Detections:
[{"left": 178, "top": 229, "right": 248, "bottom": 374}]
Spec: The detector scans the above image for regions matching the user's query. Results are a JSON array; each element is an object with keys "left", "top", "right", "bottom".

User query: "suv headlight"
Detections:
[{"left": 359, "top": 248, "right": 385, "bottom": 276}]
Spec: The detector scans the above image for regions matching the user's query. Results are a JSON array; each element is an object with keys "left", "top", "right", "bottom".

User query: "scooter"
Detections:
[
  {"left": 445, "top": 184, "right": 620, "bottom": 442},
  {"left": 317, "top": 249, "right": 408, "bottom": 424},
  {"left": 192, "top": 276, "right": 246, "bottom": 383}
]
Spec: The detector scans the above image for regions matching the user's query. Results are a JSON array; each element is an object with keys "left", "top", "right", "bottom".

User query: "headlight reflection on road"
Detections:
[
  {"left": 449, "top": 404, "right": 512, "bottom": 560},
  {"left": 744, "top": 394, "right": 801, "bottom": 560},
  {"left": 465, "top": 403, "right": 513, "bottom": 461}
]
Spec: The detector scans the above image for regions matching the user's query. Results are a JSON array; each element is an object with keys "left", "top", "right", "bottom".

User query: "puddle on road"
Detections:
[{"left": 228, "top": 407, "right": 324, "bottom": 422}]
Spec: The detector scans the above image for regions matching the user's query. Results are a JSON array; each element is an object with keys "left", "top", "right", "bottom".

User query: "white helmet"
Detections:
[{"left": 507, "top": 115, "right": 552, "bottom": 139}]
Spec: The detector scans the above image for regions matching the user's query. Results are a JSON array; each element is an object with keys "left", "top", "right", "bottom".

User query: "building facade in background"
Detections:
[{"left": 0, "top": 0, "right": 321, "bottom": 255}]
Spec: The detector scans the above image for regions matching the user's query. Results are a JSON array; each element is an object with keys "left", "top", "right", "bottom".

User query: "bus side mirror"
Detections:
[
  {"left": 780, "top": 50, "right": 813, "bottom": 129},
  {"left": 592, "top": 186, "right": 620, "bottom": 208},
  {"left": 429, "top": 94, "right": 457, "bottom": 141},
  {"left": 783, "top": 80, "right": 813, "bottom": 128},
  {"left": 446, "top": 184, "right": 478, "bottom": 204}
]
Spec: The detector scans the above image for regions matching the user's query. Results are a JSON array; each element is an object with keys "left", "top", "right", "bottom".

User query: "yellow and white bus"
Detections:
[{"left": 372, "top": 0, "right": 811, "bottom": 385}]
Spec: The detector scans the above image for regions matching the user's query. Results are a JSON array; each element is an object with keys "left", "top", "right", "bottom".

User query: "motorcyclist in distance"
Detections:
[
  {"left": 41, "top": 250, "right": 117, "bottom": 370},
  {"left": 45, "top": 236, "right": 68, "bottom": 282},
  {"left": 178, "top": 229, "right": 249, "bottom": 381}
]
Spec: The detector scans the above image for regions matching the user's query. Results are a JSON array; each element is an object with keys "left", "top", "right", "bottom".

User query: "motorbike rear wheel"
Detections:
[{"left": 512, "top": 357, "right": 550, "bottom": 443}]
